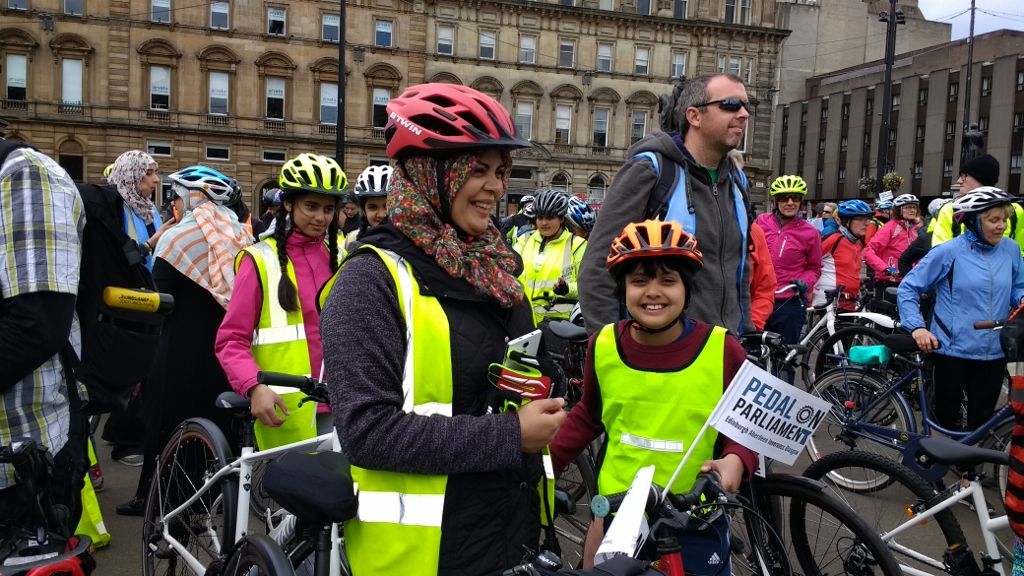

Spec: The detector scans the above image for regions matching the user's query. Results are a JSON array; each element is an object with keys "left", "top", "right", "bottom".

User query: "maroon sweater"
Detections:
[{"left": 549, "top": 319, "right": 758, "bottom": 477}]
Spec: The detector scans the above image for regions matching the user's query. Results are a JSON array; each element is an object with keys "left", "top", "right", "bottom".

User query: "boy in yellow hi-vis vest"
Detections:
[{"left": 550, "top": 219, "right": 758, "bottom": 571}]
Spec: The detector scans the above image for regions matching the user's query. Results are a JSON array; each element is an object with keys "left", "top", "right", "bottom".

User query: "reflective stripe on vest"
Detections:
[
  {"left": 594, "top": 324, "right": 726, "bottom": 496},
  {"left": 343, "top": 245, "right": 452, "bottom": 576},
  {"left": 236, "top": 239, "right": 317, "bottom": 449},
  {"left": 516, "top": 229, "right": 578, "bottom": 321}
]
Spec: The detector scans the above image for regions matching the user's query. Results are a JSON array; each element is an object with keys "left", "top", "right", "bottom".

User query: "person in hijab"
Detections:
[
  {"left": 106, "top": 150, "right": 176, "bottom": 269},
  {"left": 319, "top": 84, "right": 567, "bottom": 576},
  {"left": 118, "top": 165, "right": 252, "bottom": 515}
]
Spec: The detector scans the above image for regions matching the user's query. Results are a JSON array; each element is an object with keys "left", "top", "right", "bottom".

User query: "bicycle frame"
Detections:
[
  {"left": 880, "top": 477, "right": 1009, "bottom": 576},
  {"left": 828, "top": 363, "right": 1013, "bottom": 480},
  {"left": 156, "top": 429, "right": 342, "bottom": 576}
]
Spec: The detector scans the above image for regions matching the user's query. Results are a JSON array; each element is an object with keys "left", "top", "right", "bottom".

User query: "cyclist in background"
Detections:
[
  {"left": 864, "top": 193, "right": 922, "bottom": 299},
  {"left": 899, "top": 198, "right": 951, "bottom": 276},
  {"left": 344, "top": 164, "right": 392, "bottom": 250},
  {"left": 898, "top": 187, "right": 1024, "bottom": 431},
  {"left": 864, "top": 198, "right": 892, "bottom": 245},
  {"left": 748, "top": 221, "right": 777, "bottom": 331},
  {"left": 757, "top": 175, "right": 822, "bottom": 346},
  {"left": 813, "top": 200, "right": 873, "bottom": 311},
  {"left": 515, "top": 188, "right": 587, "bottom": 322},
  {"left": 216, "top": 153, "right": 347, "bottom": 448},
  {"left": 565, "top": 195, "right": 596, "bottom": 240},
  {"left": 500, "top": 194, "right": 535, "bottom": 246}
]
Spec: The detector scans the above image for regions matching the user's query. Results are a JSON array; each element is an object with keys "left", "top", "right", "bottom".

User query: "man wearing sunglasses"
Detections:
[{"left": 579, "top": 73, "right": 755, "bottom": 336}]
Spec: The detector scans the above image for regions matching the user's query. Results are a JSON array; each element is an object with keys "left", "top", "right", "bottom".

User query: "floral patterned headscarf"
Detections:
[
  {"left": 109, "top": 150, "right": 158, "bottom": 225},
  {"left": 388, "top": 152, "right": 524, "bottom": 308}
]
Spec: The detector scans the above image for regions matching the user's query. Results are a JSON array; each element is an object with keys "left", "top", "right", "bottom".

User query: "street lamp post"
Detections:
[
  {"left": 875, "top": 0, "right": 900, "bottom": 195},
  {"left": 335, "top": 0, "right": 346, "bottom": 166}
]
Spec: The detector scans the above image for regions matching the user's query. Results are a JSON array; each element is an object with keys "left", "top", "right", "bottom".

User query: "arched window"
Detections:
[
  {"left": 256, "top": 51, "right": 297, "bottom": 130},
  {"left": 588, "top": 174, "right": 608, "bottom": 203},
  {"left": 0, "top": 28, "right": 38, "bottom": 107},
  {"left": 137, "top": 38, "right": 182, "bottom": 119},
  {"left": 551, "top": 172, "right": 571, "bottom": 193},
  {"left": 198, "top": 44, "right": 241, "bottom": 125},
  {"left": 58, "top": 139, "right": 84, "bottom": 183},
  {"left": 49, "top": 33, "right": 93, "bottom": 114}
]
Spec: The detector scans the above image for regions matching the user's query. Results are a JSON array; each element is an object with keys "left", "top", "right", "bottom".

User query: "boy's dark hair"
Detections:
[{"left": 613, "top": 257, "right": 698, "bottom": 308}]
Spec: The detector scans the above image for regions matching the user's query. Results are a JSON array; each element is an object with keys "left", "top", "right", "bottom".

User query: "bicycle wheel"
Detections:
[
  {"left": 813, "top": 326, "right": 888, "bottom": 381},
  {"left": 799, "top": 325, "right": 831, "bottom": 389},
  {"left": 143, "top": 418, "right": 239, "bottom": 576},
  {"left": 807, "top": 367, "right": 912, "bottom": 491},
  {"left": 554, "top": 450, "right": 596, "bottom": 569},
  {"left": 222, "top": 534, "right": 296, "bottom": 576},
  {"left": 732, "top": 474, "right": 902, "bottom": 576},
  {"left": 804, "top": 450, "right": 969, "bottom": 575}
]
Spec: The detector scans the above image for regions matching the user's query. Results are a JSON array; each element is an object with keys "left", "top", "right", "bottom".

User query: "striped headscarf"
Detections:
[
  {"left": 389, "top": 152, "right": 523, "bottom": 308},
  {"left": 109, "top": 150, "right": 158, "bottom": 225},
  {"left": 154, "top": 189, "right": 252, "bottom": 308}
]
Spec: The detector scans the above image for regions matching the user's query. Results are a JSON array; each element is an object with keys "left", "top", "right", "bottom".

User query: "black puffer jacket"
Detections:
[{"left": 321, "top": 223, "right": 541, "bottom": 575}]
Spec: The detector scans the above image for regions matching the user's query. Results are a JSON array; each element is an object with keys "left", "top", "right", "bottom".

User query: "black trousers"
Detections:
[{"left": 931, "top": 353, "right": 1006, "bottom": 431}]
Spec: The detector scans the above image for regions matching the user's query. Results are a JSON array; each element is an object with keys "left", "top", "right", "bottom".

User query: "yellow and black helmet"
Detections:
[
  {"left": 770, "top": 175, "right": 808, "bottom": 197},
  {"left": 279, "top": 153, "right": 348, "bottom": 196}
]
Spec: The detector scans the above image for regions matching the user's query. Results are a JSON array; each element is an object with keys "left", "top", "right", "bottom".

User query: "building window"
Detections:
[
  {"left": 863, "top": 131, "right": 871, "bottom": 149},
  {"left": 780, "top": 143, "right": 786, "bottom": 156},
  {"left": 634, "top": 47, "right": 650, "bottom": 76},
  {"left": 820, "top": 106, "right": 828, "bottom": 121},
  {"left": 597, "top": 43, "right": 613, "bottom": 72},
  {"left": 861, "top": 165, "right": 870, "bottom": 178},
  {"left": 599, "top": 0, "right": 613, "bottom": 9},
  {"left": 268, "top": 7, "right": 286, "bottom": 36},
  {"left": 5, "top": 54, "right": 27, "bottom": 101},
  {"left": 717, "top": 55, "right": 741, "bottom": 77},
  {"left": 915, "top": 125, "right": 924, "bottom": 143},
  {"left": 588, "top": 176, "right": 607, "bottom": 203},
  {"left": 724, "top": 0, "right": 750, "bottom": 24},
  {"left": 674, "top": 0, "right": 687, "bottom": 19},
  {"left": 1011, "top": 154, "right": 1022, "bottom": 175},
  {"left": 479, "top": 30, "right": 496, "bottom": 60},
  {"left": 1018, "top": 71, "right": 1024, "bottom": 92},
  {"left": 551, "top": 173, "right": 570, "bottom": 193},
  {"left": 798, "top": 142, "right": 805, "bottom": 156},
  {"left": 209, "top": 71, "right": 229, "bottom": 115},
  {"left": 840, "top": 136, "right": 848, "bottom": 152},
  {"left": 559, "top": 39, "right": 575, "bottom": 68},
  {"left": 818, "top": 137, "right": 826, "bottom": 154},
  {"left": 375, "top": 20, "right": 393, "bottom": 48},
  {"left": 519, "top": 35, "right": 536, "bottom": 64},
  {"left": 149, "top": 65, "right": 170, "bottom": 110},
  {"left": 943, "top": 159, "right": 953, "bottom": 178},
  {"left": 865, "top": 98, "right": 873, "bottom": 117},
  {"left": 1014, "top": 112, "right": 1024, "bottom": 131},
  {"left": 322, "top": 14, "right": 340, "bottom": 42},
  {"left": 555, "top": 104, "right": 572, "bottom": 145},
  {"left": 8, "top": 0, "right": 28, "bottom": 9},
  {"left": 515, "top": 102, "right": 533, "bottom": 141},
  {"left": 888, "top": 128, "right": 897, "bottom": 146},
  {"left": 948, "top": 82, "right": 958, "bottom": 102},
  {"left": 978, "top": 116, "right": 989, "bottom": 132},
  {"left": 816, "top": 169, "right": 824, "bottom": 184},
  {"left": 64, "top": 0, "right": 82, "bottom": 15},
  {"left": 838, "top": 168, "right": 846, "bottom": 183},
  {"left": 981, "top": 76, "right": 992, "bottom": 97},
  {"left": 206, "top": 145, "right": 230, "bottom": 161},
  {"left": 945, "top": 120, "right": 955, "bottom": 140},
  {"left": 631, "top": 110, "right": 647, "bottom": 144},
  {"left": 320, "top": 83, "right": 338, "bottom": 125},
  {"left": 891, "top": 93, "right": 900, "bottom": 111},
  {"left": 744, "top": 59, "right": 753, "bottom": 83},
  {"left": 561, "top": 0, "right": 574, "bottom": 6},
  {"left": 266, "top": 77, "right": 285, "bottom": 120},
  {"left": 636, "top": 0, "right": 651, "bottom": 15},
  {"left": 671, "top": 51, "right": 687, "bottom": 78},
  {"left": 800, "top": 109, "right": 807, "bottom": 127},
  {"left": 152, "top": 0, "right": 170, "bottom": 23},
  {"left": 912, "top": 161, "right": 923, "bottom": 180},
  {"left": 211, "top": 2, "right": 229, "bottom": 29},
  {"left": 372, "top": 88, "right": 390, "bottom": 128},
  {"left": 782, "top": 113, "right": 788, "bottom": 129},
  {"left": 593, "top": 108, "right": 609, "bottom": 147},
  {"left": 147, "top": 139, "right": 172, "bottom": 156},
  {"left": 841, "top": 103, "right": 850, "bottom": 119},
  {"left": 61, "top": 58, "right": 83, "bottom": 105},
  {"left": 263, "top": 149, "right": 286, "bottom": 163},
  {"left": 918, "top": 87, "right": 928, "bottom": 106},
  {"left": 437, "top": 24, "right": 454, "bottom": 56}
]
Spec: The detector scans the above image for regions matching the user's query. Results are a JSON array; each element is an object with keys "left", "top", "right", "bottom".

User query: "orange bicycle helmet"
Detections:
[{"left": 606, "top": 220, "right": 704, "bottom": 275}]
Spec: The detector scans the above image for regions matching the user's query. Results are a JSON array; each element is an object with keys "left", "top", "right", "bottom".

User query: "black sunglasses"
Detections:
[{"left": 694, "top": 98, "right": 754, "bottom": 113}]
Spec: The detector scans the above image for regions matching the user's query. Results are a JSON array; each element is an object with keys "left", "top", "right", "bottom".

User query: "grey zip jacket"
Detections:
[{"left": 579, "top": 132, "right": 752, "bottom": 334}]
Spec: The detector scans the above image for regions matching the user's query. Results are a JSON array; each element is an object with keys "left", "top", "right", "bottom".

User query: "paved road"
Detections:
[{"left": 90, "top": 434, "right": 147, "bottom": 575}]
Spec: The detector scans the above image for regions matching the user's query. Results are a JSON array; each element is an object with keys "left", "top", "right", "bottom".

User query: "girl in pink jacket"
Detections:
[{"left": 864, "top": 193, "right": 922, "bottom": 293}]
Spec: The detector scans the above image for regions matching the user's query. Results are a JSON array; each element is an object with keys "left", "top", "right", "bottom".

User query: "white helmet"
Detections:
[
  {"left": 354, "top": 165, "right": 393, "bottom": 199},
  {"left": 893, "top": 193, "right": 919, "bottom": 207},
  {"left": 927, "top": 198, "right": 951, "bottom": 218},
  {"left": 952, "top": 187, "right": 1018, "bottom": 216}
]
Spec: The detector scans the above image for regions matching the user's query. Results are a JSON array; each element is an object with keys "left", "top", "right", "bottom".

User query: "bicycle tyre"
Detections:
[
  {"left": 554, "top": 450, "right": 597, "bottom": 569},
  {"left": 222, "top": 534, "right": 296, "bottom": 576},
  {"left": 807, "top": 368, "right": 912, "bottom": 492},
  {"left": 142, "top": 418, "right": 239, "bottom": 576},
  {"left": 803, "top": 450, "right": 969, "bottom": 575},
  {"left": 812, "top": 326, "right": 889, "bottom": 382},
  {"left": 733, "top": 474, "right": 902, "bottom": 576}
]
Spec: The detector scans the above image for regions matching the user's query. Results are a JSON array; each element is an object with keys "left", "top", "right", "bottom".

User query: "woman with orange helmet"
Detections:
[{"left": 550, "top": 219, "right": 757, "bottom": 571}]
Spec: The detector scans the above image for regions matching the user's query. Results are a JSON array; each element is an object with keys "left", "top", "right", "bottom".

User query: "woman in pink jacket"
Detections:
[{"left": 864, "top": 193, "right": 922, "bottom": 298}]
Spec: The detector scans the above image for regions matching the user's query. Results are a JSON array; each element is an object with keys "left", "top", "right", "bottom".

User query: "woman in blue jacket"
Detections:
[{"left": 898, "top": 187, "right": 1024, "bottom": 431}]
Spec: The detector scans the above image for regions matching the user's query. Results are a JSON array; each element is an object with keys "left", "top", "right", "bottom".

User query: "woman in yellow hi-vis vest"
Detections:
[
  {"left": 514, "top": 188, "right": 587, "bottom": 323},
  {"left": 216, "top": 153, "right": 347, "bottom": 447},
  {"left": 319, "top": 83, "right": 567, "bottom": 576}
]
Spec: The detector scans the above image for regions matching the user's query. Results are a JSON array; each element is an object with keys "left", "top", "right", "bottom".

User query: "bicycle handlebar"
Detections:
[
  {"left": 592, "top": 471, "right": 733, "bottom": 519},
  {"left": 256, "top": 371, "right": 331, "bottom": 405}
]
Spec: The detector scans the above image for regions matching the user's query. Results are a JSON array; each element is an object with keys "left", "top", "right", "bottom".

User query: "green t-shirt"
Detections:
[{"left": 706, "top": 167, "right": 718, "bottom": 184}]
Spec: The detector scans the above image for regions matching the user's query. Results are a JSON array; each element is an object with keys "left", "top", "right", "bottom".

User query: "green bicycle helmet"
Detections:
[
  {"left": 279, "top": 153, "right": 348, "bottom": 196},
  {"left": 770, "top": 175, "right": 808, "bottom": 197}
]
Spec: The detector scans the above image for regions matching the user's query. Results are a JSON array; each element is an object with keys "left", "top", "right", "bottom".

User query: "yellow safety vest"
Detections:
[
  {"left": 594, "top": 324, "right": 726, "bottom": 496},
  {"left": 76, "top": 439, "right": 110, "bottom": 548},
  {"left": 235, "top": 238, "right": 319, "bottom": 449},
  {"left": 515, "top": 228, "right": 585, "bottom": 322},
  {"left": 932, "top": 202, "right": 1024, "bottom": 254}
]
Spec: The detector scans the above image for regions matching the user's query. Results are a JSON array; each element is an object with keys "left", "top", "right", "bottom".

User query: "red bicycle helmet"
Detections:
[
  {"left": 607, "top": 220, "right": 704, "bottom": 275},
  {"left": 385, "top": 83, "right": 531, "bottom": 158}
]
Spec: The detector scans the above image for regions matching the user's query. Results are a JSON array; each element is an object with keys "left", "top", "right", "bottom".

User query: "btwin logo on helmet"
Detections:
[{"left": 389, "top": 111, "right": 423, "bottom": 136}]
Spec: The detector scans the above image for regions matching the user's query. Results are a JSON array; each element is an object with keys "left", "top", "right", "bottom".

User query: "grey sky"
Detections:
[{"left": 918, "top": 0, "right": 1024, "bottom": 38}]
